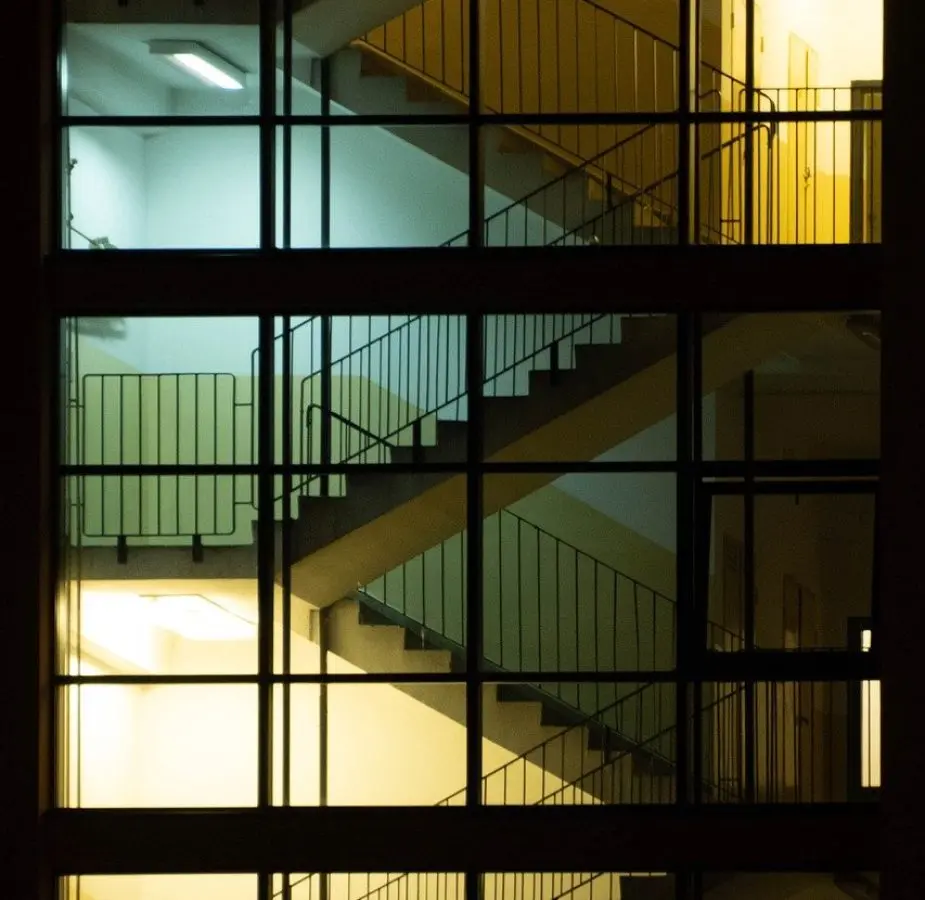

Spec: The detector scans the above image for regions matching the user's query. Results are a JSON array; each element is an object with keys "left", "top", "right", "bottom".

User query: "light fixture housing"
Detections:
[
  {"left": 148, "top": 40, "right": 246, "bottom": 91},
  {"left": 147, "top": 594, "right": 256, "bottom": 641}
]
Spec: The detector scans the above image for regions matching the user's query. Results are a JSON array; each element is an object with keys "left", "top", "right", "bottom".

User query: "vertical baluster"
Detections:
[
  {"left": 517, "top": 517, "right": 523, "bottom": 671},
  {"left": 498, "top": 0, "right": 504, "bottom": 112}
]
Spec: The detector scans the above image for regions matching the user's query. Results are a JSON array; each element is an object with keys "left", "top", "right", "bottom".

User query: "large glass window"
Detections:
[
  {"left": 58, "top": 310, "right": 879, "bottom": 818},
  {"left": 51, "top": 0, "right": 883, "bottom": 891},
  {"left": 58, "top": 0, "right": 881, "bottom": 248}
]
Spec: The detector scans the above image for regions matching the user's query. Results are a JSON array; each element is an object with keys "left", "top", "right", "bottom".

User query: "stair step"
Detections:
[
  {"left": 619, "top": 314, "right": 676, "bottom": 345},
  {"left": 403, "top": 627, "right": 448, "bottom": 653},
  {"left": 357, "top": 602, "right": 397, "bottom": 628},
  {"left": 495, "top": 683, "right": 537, "bottom": 705}
]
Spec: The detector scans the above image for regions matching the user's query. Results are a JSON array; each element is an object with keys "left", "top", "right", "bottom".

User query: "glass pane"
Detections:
[
  {"left": 330, "top": 126, "right": 470, "bottom": 247},
  {"left": 483, "top": 682, "right": 676, "bottom": 805},
  {"left": 704, "top": 489, "right": 875, "bottom": 651},
  {"left": 479, "top": 0, "right": 679, "bottom": 115},
  {"left": 356, "top": 524, "right": 468, "bottom": 672},
  {"left": 860, "top": 627, "right": 881, "bottom": 790},
  {"left": 701, "top": 681, "right": 855, "bottom": 803},
  {"left": 64, "top": 1, "right": 260, "bottom": 116},
  {"left": 278, "top": 127, "right": 322, "bottom": 249},
  {"left": 752, "top": 0, "right": 882, "bottom": 97},
  {"left": 59, "top": 683, "right": 258, "bottom": 807},
  {"left": 64, "top": 315, "right": 259, "bottom": 462},
  {"left": 274, "top": 874, "right": 465, "bottom": 900},
  {"left": 704, "top": 312, "right": 880, "bottom": 459},
  {"left": 282, "top": 461, "right": 467, "bottom": 668},
  {"left": 274, "top": 313, "right": 468, "bottom": 472},
  {"left": 483, "top": 875, "right": 660, "bottom": 900},
  {"left": 695, "top": 114, "right": 881, "bottom": 245},
  {"left": 65, "top": 126, "right": 260, "bottom": 249},
  {"left": 350, "top": 1, "right": 470, "bottom": 113},
  {"left": 325, "top": 684, "right": 467, "bottom": 805},
  {"left": 479, "top": 125, "right": 679, "bottom": 248},
  {"left": 62, "top": 874, "right": 257, "bottom": 900},
  {"left": 482, "top": 475, "right": 677, "bottom": 673},
  {"left": 481, "top": 315, "right": 677, "bottom": 463}
]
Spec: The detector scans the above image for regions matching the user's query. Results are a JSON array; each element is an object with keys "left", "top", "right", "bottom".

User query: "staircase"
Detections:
[
  {"left": 74, "top": 311, "right": 835, "bottom": 581},
  {"left": 311, "top": 0, "right": 751, "bottom": 247}
]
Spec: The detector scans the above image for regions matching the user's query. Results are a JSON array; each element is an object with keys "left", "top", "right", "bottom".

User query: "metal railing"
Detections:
[
  {"left": 357, "top": 0, "right": 684, "bottom": 208},
  {"left": 74, "top": 313, "right": 633, "bottom": 538},
  {"left": 362, "top": 506, "right": 742, "bottom": 749},
  {"left": 295, "top": 312, "right": 626, "bottom": 498},
  {"left": 275, "top": 873, "right": 620, "bottom": 900}
]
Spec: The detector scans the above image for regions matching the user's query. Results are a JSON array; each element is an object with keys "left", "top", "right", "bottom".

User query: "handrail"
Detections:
[
  {"left": 502, "top": 506, "right": 672, "bottom": 603},
  {"left": 441, "top": 123, "right": 662, "bottom": 247},
  {"left": 536, "top": 683, "right": 748, "bottom": 805},
  {"left": 551, "top": 124, "right": 775, "bottom": 246},
  {"left": 292, "top": 313, "right": 614, "bottom": 495},
  {"left": 275, "top": 684, "right": 649, "bottom": 899},
  {"left": 445, "top": 83, "right": 748, "bottom": 249},
  {"left": 305, "top": 403, "right": 398, "bottom": 449}
]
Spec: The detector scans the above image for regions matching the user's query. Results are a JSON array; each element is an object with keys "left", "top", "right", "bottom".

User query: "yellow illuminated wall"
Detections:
[{"left": 717, "top": 0, "right": 882, "bottom": 243}]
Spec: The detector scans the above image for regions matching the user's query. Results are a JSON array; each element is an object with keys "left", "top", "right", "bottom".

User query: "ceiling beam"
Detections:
[
  {"left": 47, "top": 245, "right": 883, "bottom": 317},
  {"left": 44, "top": 804, "right": 878, "bottom": 874}
]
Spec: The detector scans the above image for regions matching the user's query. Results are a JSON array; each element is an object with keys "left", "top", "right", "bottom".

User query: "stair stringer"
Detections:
[
  {"left": 289, "top": 313, "right": 834, "bottom": 609},
  {"left": 326, "top": 597, "right": 645, "bottom": 804},
  {"left": 291, "top": 0, "right": 425, "bottom": 58},
  {"left": 322, "top": 46, "right": 644, "bottom": 245}
]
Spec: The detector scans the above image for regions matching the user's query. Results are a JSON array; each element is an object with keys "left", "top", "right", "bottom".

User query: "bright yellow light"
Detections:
[
  {"left": 80, "top": 591, "right": 158, "bottom": 672},
  {"left": 148, "top": 595, "right": 256, "bottom": 642},
  {"left": 67, "top": 654, "right": 102, "bottom": 676}
]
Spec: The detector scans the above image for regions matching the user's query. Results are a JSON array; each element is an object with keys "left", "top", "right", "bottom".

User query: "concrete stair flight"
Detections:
[{"left": 285, "top": 311, "right": 833, "bottom": 609}]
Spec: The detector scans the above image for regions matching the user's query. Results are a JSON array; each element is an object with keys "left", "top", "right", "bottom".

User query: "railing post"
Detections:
[
  {"left": 412, "top": 418, "right": 423, "bottom": 464},
  {"left": 320, "top": 316, "right": 333, "bottom": 496}
]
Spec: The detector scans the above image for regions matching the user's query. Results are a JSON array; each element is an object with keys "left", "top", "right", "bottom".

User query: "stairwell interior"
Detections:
[
  {"left": 60, "top": 1, "right": 882, "bottom": 899},
  {"left": 63, "top": 306, "right": 880, "bottom": 900},
  {"left": 64, "top": 0, "right": 882, "bottom": 249}
]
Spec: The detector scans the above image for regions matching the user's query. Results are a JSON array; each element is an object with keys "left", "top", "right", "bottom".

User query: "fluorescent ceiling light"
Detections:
[
  {"left": 147, "top": 594, "right": 256, "bottom": 642},
  {"left": 149, "top": 40, "right": 246, "bottom": 91}
]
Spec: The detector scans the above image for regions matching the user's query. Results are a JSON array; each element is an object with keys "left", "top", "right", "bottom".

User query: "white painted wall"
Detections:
[
  {"left": 67, "top": 26, "right": 559, "bottom": 253},
  {"left": 67, "top": 105, "right": 147, "bottom": 250}
]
